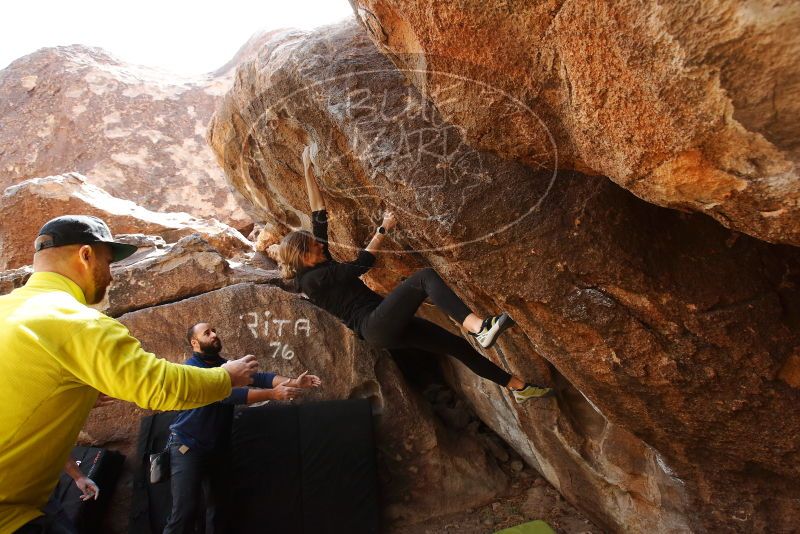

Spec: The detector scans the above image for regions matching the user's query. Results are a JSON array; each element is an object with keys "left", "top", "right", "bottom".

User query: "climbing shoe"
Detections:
[
  {"left": 472, "top": 312, "right": 514, "bottom": 348},
  {"left": 513, "top": 383, "right": 555, "bottom": 403}
]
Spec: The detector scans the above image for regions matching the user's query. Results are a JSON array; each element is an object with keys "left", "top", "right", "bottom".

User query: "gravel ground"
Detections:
[{"left": 387, "top": 461, "right": 604, "bottom": 534}]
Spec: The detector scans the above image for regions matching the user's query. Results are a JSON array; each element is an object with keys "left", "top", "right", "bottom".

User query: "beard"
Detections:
[
  {"left": 87, "top": 262, "right": 112, "bottom": 305},
  {"left": 197, "top": 338, "right": 222, "bottom": 356}
]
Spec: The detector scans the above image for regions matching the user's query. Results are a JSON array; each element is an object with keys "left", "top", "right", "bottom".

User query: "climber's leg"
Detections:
[
  {"left": 394, "top": 317, "right": 512, "bottom": 386},
  {"left": 387, "top": 318, "right": 554, "bottom": 400},
  {"left": 360, "top": 268, "right": 513, "bottom": 348}
]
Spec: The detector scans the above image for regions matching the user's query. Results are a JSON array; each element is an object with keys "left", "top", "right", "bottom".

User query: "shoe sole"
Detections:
[{"left": 479, "top": 312, "right": 515, "bottom": 348}]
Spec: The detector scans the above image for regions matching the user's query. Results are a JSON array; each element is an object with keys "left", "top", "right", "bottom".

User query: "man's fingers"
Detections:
[
  {"left": 85, "top": 480, "right": 99, "bottom": 496},
  {"left": 79, "top": 486, "right": 98, "bottom": 501},
  {"left": 282, "top": 387, "right": 303, "bottom": 399},
  {"left": 222, "top": 356, "right": 260, "bottom": 387}
]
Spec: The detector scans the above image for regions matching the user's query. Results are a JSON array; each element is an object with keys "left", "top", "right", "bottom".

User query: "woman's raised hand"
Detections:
[
  {"left": 382, "top": 211, "right": 397, "bottom": 231},
  {"left": 302, "top": 143, "right": 326, "bottom": 211}
]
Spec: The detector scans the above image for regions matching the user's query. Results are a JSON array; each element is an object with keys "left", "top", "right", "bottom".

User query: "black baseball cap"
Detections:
[{"left": 34, "top": 215, "right": 138, "bottom": 262}]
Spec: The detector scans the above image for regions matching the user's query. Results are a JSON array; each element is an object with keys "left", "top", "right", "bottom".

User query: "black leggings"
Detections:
[{"left": 359, "top": 268, "right": 512, "bottom": 386}]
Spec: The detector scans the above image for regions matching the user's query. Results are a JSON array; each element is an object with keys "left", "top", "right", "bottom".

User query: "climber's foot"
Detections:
[
  {"left": 513, "top": 383, "right": 555, "bottom": 403},
  {"left": 472, "top": 312, "right": 514, "bottom": 348}
]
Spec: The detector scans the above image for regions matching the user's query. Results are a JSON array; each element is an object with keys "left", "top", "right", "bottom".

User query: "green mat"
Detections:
[{"left": 494, "top": 519, "right": 556, "bottom": 534}]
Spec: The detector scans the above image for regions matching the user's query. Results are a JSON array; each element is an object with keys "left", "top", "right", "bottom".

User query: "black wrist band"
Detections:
[{"left": 377, "top": 226, "right": 386, "bottom": 234}]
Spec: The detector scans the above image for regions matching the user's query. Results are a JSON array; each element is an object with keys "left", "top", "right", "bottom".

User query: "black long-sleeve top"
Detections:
[{"left": 296, "top": 210, "right": 383, "bottom": 335}]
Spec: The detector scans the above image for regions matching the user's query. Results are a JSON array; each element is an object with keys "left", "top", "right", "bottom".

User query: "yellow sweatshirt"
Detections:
[{"left": 0, "top": 272, "right": 231, "bottom": 533}]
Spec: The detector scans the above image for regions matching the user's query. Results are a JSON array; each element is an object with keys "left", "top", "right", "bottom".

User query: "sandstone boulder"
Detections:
[
  {"left": 349, "top": 0, "right": 800, "bottom": 247},
  {"left": 82, "top": 283, "right": 509, "bottom": 531},
  {"left": 0, "top": 172, "right": 252, "bottom": 270},
  {"left": 0, "top": 40, "right": 276, "bottom": 228},
  {"left": 208, "top": 21, "right": 800, "bottom": 532},
  {"left": 97, "top": 234, "right": 279, "bottom": 317}
]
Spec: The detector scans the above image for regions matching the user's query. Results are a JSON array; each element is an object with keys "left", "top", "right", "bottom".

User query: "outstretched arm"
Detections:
[
  {"left": 246, "top": 380, "right": 301, "bottom": 403},
  {"left": 327, "top": 211, "right": 396, "bottom": 280},
  {"left": 59, "top": 316, "right": 252, "bottom": 411},
  {"left": 303, "top": 145, "right": 325, "bottom": 212},
  {"left": 245, "top": 371, "right": 322, "bottom": 404},
  {"left": 272, "top": 370, "right": 321, "bottom": 389},
  {"left": 365, "top": 211, "right": 397, "bottom": 255}
]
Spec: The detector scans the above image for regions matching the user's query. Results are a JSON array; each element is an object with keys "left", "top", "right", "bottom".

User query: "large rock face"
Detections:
[
  {"left": 81, "top": 282, "right": 509, "bottom": 531},
  {"left": 208, "top": 21, "right": 800, "bottom": 533},
  {"left": 347, "top": 0, "right": 800, "bottom": 248},
  {"left": 0, "top": 172, "right": 252, "bottom": 270},
  {"left": 0, "top": 40, "right": 270, "bottom": 229}
]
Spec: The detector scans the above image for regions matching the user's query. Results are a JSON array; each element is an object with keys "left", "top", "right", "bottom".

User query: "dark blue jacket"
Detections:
[{"left": 169, "top": 352, "right": 276, "bottom": 452}]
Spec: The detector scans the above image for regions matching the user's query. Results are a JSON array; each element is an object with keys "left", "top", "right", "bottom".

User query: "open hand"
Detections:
[
  {"left": 302, "top": 145, "right": 312, "bottom": 170},
  {"left": 292, "top": 370, "right": 322, "bottom": 389},
  {"left": 273, "top": 379, "right": 303, "bottom": 401},
  {"left": 381, "top": 211, "right": 397, "bottom": 231},
  {"left": 76, "top": 477, "right": 99, "bottom": 501}
]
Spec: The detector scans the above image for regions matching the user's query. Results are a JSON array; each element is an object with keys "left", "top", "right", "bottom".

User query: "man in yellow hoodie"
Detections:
[{"left": 0, "top": 215, "right": 259, "bottom": 534}]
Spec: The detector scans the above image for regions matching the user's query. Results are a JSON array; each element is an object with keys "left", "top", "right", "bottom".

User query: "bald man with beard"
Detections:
[
  {"left": 163, "top": 323, "right": 321, "bottom": 534},
  {"left": 0, "top": 215, "right": 259, "bottom": 534}
]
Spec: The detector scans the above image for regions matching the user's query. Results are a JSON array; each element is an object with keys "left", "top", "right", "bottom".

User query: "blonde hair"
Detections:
[{"left": 277, "top": 230, "right": 315, "bottom": 279}]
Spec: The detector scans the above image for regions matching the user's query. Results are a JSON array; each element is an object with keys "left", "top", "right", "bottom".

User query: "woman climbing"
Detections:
[{"left": 276, "top": 145, "right": 553, "bottom": 403}]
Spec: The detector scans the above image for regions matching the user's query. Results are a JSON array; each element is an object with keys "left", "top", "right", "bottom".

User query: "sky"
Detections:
[{"left": 0, "top": 0, "right": 355, "bottom": 75}]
